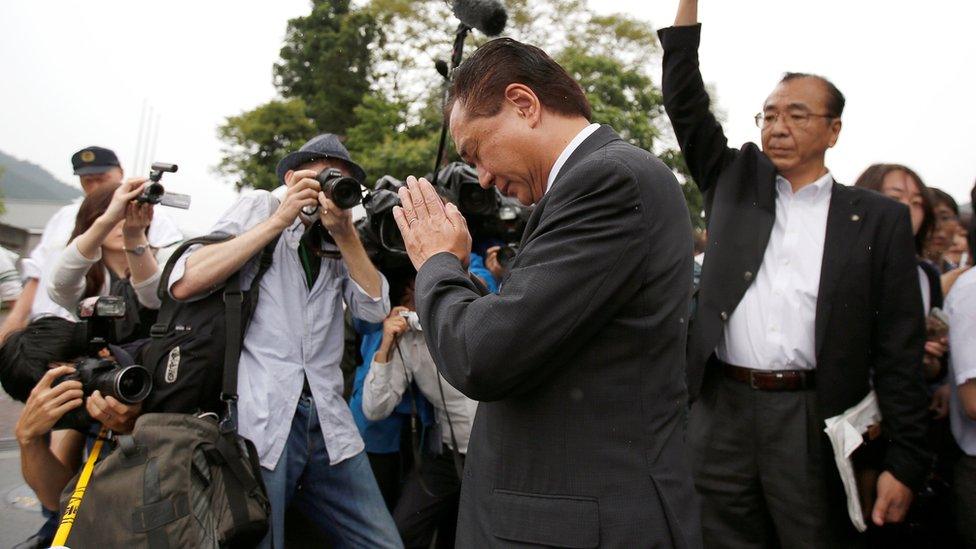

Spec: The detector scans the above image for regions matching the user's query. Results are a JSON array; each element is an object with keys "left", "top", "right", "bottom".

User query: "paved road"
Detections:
[{"left": 0, "top": 443, "right": 47, "bottom": 548}]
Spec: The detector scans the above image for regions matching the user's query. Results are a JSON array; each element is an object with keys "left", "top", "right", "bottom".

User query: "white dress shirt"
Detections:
[
  {"left": 363, "top": 330, "right": 478, "bottom": 453},
  {"left": 22, "top": 200, "right": 182, "bottom": 319},
  {"left": 168, "top": 189, "right": 390, "bottom": 469},
  {"left": 716, "top": 172, "right": 833, "bottom": 371},
  {"left": 947, "top": 268, "right": 976, "bottom": 455},
  {"left": 544, "top": 123, "right": 602, "bottom": 196}
]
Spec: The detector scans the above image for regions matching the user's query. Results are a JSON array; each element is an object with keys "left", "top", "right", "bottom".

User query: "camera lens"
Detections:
[
  {"left": 328, "top": 178, "right": 363, "bottom": 210},
  {"left": 458, "top": 182, "right": 497, "bottom": 216},
  {"left": 113, "top": 365, "right": 153, "bottom": 404},
  {"left": 140, "top": 183, "right": 165, "bottom": 204}
]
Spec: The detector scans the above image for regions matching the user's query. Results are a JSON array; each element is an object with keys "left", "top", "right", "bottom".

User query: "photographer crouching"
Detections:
[{"left": 0, "top": 314, "right": 146, "bottom": 548}]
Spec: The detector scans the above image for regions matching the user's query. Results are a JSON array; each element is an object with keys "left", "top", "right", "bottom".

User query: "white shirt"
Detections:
[
  {"left": 363, "top": 330, "right": 477, "bottom": 453},
  {"left": 544, "top": 123, "right": 602, "bottom": 196},
  {"left": 0, "top": 246, "right": 22, "bottom": 302},
  {"left": 947, "top": 268, "right": 976, "bottom": 455},
  {"left": 22, "top": 200, "right": 182, "bottom": 319},
  {"left": 47, "top": 240, "right": 163, "bottom": 312},
  {"left": 168, "top": 190, "right": 390, "bottom": 469},
  {"left": 717, "top": 172, "right": 833, "bottom": 370}
]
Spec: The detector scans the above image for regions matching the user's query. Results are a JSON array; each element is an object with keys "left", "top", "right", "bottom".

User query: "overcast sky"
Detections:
[{"left": 1, "top": 0, "right": 973, "bottom": 234}]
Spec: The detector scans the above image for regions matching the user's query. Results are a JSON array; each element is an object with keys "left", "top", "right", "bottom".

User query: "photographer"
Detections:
[
  {"left": 48, "top": 181, "right": 164, "bottom": 341},
  {"left": 0, "top": 146, "right": 181, "bottom": 343},
  {"left": 169, "top": 134, "right": 400, "bottom": 548},
  {"left": 362, "top": 277, "right": 478, "bottom": 549},
  {"left": 0, "top": 316, "right": 141, "bottom": 547}
]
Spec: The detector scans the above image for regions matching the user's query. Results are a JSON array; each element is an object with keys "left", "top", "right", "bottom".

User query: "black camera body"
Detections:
[
  {"left": 136, "top": 162, "right": 191, "bottom": 209},
  {"left": 53, "top": 296, "right": 153, "bottom": 431},
  {"left": 434, "top": 162, "right": 531, "bottom": 243},
  {"left": 301, "top": 168, "right": 363, "bottom": 218}
]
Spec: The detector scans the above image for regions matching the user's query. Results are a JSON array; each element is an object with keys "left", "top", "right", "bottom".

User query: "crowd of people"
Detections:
[{"left": 0, "top": 0, "right": 974, "bottom": 547}]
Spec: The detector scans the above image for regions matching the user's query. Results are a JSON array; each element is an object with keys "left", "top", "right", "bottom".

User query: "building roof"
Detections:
[{"left": 0, "top": 199, "right": 72, "bottom": 234}]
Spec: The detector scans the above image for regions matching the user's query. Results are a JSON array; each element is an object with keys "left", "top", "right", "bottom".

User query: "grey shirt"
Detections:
[{"left": 168, "top": 189, "right": 390, "bottom": 469}]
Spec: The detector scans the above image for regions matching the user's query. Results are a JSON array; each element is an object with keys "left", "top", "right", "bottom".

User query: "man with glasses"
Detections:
[{"left": 659, "top": 1, "right": 931, "bottom": 547}]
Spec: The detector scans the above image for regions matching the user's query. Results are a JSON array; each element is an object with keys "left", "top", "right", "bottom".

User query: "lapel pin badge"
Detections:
[{"left": 851, "top": 214, "right": 860, "bottom": 222}]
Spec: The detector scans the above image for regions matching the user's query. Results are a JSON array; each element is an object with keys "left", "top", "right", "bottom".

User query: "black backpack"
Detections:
[{"left": 142, "top": 234, "right": 278, "bottom": 415}]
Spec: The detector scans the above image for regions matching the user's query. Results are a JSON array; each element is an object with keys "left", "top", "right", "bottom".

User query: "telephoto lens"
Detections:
[
  {"left": 317, "top": 168, "right": 363, "bottom": 210},
  {"left": 66, "top": 357, "right": 154, "bottom": 405}
]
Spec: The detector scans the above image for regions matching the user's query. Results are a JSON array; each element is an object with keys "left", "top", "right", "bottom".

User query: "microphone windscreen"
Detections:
[
  {"left": 451, "top": 0, "right": 508, "bottom": 36},
  {"left": 435, "top": 59, "right": 450, "bottom": 78}
]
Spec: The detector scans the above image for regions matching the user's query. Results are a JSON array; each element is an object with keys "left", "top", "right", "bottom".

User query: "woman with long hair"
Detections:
[{"left": 47, "top": 179, "right": 164, "bottom": 339}]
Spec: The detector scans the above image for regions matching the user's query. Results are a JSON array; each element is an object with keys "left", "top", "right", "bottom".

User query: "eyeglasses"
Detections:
[{"left": 754, "top": 111, "right": 836, "bottom": 129}]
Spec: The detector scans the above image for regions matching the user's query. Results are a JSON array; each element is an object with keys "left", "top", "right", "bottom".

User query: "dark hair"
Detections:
[
  {"left": 70, "top": 184, "right": 148, "bottom": 298},
  {"left": 780, "top": 72, "right": 846, "bottom": 118},
  {"left": 449, "top": 38, "right": 591, "bottom": 120},
  {"left": 0, "top": 317, "right": 86, "bottom": 402},
  {"left": 930, "top": 188, "right": 959, "bottom": 216},
  {"left": 853, "top": 163, "right": 934, "bottom": 255}
]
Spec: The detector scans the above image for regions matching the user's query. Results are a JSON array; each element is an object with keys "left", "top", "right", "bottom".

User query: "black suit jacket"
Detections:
[
  {"left": 659, "top": 24, "right": 931, "bottom": 491},
  {"left": 416, "top": 126, "right": 702, "bottom": 548}
]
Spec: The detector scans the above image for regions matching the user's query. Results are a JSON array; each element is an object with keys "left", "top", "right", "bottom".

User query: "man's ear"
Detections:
[
  {"left": 504, "top": 84, "right": 541, "bottom": 128},
  {"left": 827, "top": 119, "right": 842, "bottom": 148},
  {"left": 284, "top": 169, "right": 295, "bottom": 186}
]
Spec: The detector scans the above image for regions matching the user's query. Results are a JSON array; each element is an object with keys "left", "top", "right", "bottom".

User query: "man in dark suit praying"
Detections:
[
  {"left": 660, "top": 1, "right": 931, "bottom": 547},
  {"left": 393, "top": 37, "right": 702, "bottom": 548}
]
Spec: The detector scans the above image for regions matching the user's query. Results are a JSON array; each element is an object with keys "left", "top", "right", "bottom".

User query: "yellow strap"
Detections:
[{"left": 51, "top": 427, "right": 109, "bottom": 547}]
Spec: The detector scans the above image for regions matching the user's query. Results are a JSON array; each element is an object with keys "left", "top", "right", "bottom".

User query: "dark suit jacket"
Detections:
[
  {"left": 659, "top": 24, "right": 932, "bottom": 491},
  {"left": 416, "top": 126, "right": 703, "bottom": 548}
]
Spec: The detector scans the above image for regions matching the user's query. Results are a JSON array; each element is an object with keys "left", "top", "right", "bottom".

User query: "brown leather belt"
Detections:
[{"left": 720, "top": 360, "right": 815, "bottom": 391}]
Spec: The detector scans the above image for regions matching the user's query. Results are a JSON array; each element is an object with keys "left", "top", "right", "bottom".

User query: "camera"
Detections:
[
  {"left": 496, "top": 244, "right": 519, "bottom": 269},
  {"left": 136, "top": 162, "right": 191, "bottom": 209},
  {"left": 398, "top": 310, "right": 423, "bottom": 331},
  {"left": 60, "top": 357, "right": 152, "bottom": 405},
  {"left": 433, "top": 162, "right": 531, "bottom": 243},
  {"left": 301, "top": 168, "right": 363, "bottom": 216},
  {"left": 358, "top": 177, "right": 412, "bottom": 270},
  {"left": 52, "top": 296, "right": 153, "bottom": 430}
]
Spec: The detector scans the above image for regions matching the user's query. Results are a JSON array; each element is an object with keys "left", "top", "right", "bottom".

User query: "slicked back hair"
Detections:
[
  {"left": 449, "top": 37, "right": 591, "bottom": 121},
  {"left": 780, "top": 72, "right": 846, "bottom": 118}
]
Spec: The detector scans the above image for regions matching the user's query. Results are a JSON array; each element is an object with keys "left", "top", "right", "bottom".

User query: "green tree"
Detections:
[
  {"left": 274, "top": 0, "right": 378, "bottom": 133},
  {"left": 215, "top": 0, "right": 705, "bottom": 228},
  {"left": 216, "top": 98, "right": 317, "bottom": 191}
]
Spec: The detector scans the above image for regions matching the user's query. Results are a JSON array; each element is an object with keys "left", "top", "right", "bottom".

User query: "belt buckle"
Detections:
[{"left": 749, "top": 370, "right": 761, "bottom": 390}]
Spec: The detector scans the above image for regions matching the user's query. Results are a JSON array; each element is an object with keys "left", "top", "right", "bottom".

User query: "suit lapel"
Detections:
[
  {"left": 520, "top": 125, "right": 621, "bottom": 247},
  {"left": 815, "top": 182, "right": 864, "bottom": 359}
]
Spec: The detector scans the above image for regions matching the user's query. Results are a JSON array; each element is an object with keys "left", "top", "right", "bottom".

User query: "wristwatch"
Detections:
[{"left": 124, "top": 244, "right": 148, "bottom": 256}]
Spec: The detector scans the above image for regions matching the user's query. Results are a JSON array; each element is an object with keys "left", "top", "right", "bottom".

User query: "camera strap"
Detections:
[
  {"left": 221, "top": 235, "right": 280, "bottom": 431},
  {"left": 394, "top": 340, "right": 464, "bottom": 487}
]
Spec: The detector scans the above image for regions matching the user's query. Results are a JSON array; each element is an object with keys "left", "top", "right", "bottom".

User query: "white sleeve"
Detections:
[
  {"left": 166, "top": 191, "right": 276, "bottom": 298},
  {"left": 21, "top": 205, "right": 74, "bottom": 280},
  {"left": 949, "top": 281, "right": 976, "bottom": 385},
  {"left": 362, "top": 351, "right": 410, "bottom": 421},
  {"left": 47, "top": 241, "right": 100, "bottom": 311},
  {"left": 343, "top": 269, "right": 391, "bottom": 323},
  {"left": 0, "top": 250, "right": 22, "bottom": 301}
]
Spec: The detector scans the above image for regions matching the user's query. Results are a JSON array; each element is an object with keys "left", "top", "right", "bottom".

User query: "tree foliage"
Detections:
[{"left": 214, "top": 0, "right": 704, "bottom": 229}]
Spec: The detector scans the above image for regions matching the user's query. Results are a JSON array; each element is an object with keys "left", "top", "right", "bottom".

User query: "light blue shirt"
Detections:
[
  {"left": 169, "top": 190, "right": 390, "bottom": 469},
  {"left": 948, "top": 268, "right": 976, "bottom": 455}
]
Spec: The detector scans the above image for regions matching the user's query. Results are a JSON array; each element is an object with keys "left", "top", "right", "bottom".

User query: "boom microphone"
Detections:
[
  {"left": 451, "top": 0, "right": 507, "bottom": 36},
  {"left": 435, "top": 59, "right": 450, "bottom": 79}
]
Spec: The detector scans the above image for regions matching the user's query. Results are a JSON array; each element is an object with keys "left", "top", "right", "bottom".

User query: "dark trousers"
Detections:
[
  {"left": 956, "top": 455, "right": 976, "bottom": 548},
  {"left": 393, "top": 448, "right": 464, "bottom": 549},
  {"left": 689, "top": 370, "right": 858, "bottom": 549}
]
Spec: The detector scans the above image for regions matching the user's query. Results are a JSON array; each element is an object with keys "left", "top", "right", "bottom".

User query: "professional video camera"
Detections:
[
  {"left": 357, "top": 175, "right": 412, "bottom": 270},
  {"left": 53, "top": 296, "right": 153, "bottom": 430},
  {"left": 137, "top": 162, "right": 191, "bottom": 209},
  {"left": 434, "top": 162, "right": 531, "bottom": 244}
]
